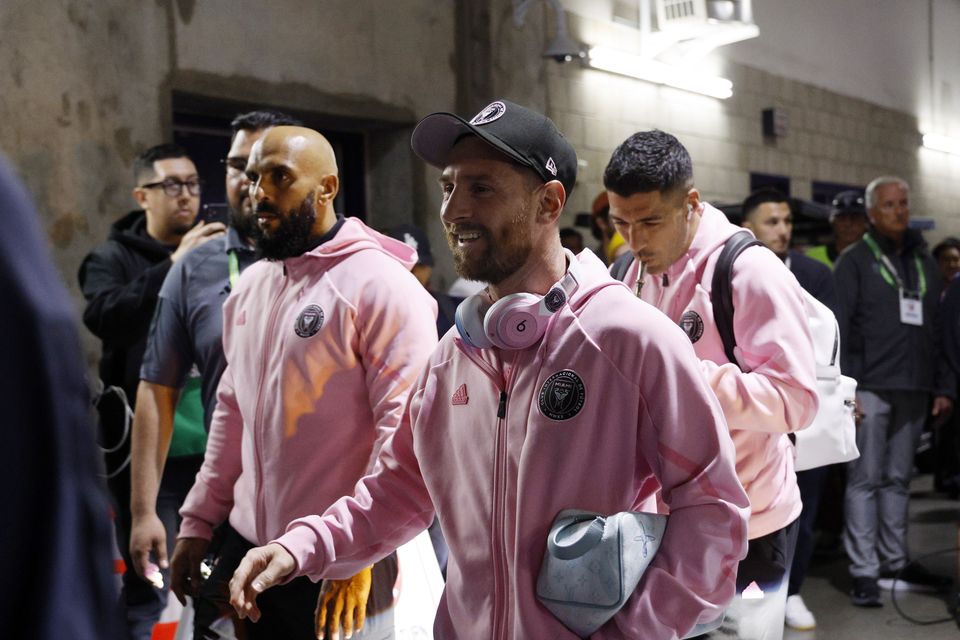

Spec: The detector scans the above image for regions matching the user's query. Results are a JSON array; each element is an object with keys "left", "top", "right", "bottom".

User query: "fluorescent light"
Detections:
[
  {"left": 923, "top": 133, "right": 960, "bottom": 155},
  {"left": 587, "top": 46, "right": 733, "bottom": 99}
]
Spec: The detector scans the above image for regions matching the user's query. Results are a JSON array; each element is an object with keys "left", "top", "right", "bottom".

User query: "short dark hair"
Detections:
[
  {"left": 933, "top": 237, "right": 960, "bottom": 260},
  {"left": 603, "top": 130, "right": 693, "bottom": 198},
  {"left": 742, "top": 188, "right": 790, "bottom": 222},
  {"left": 559, "top": 227, "right": 583, "bottom": 242},
  {"left": 133, "top": 143, "right": 190, "bottom": 185},
  {"left": 230, "top": 110, "right": 302, "bottom": 142}
]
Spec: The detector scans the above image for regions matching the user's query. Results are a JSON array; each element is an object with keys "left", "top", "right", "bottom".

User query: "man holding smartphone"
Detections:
[{"left": 128, "top": 110, "right": 300, "bottom": 636}]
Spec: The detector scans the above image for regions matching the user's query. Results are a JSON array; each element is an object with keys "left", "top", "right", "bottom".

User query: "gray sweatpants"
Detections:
[{"left": 844, "top": 389, "right": 928, "bottom": 578}]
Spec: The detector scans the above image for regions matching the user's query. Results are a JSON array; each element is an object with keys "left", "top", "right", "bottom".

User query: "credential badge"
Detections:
[
  {"left": 680, "top": 310, "right": 704, "bottom": 343},
  {"left": 470, "top": 101, "right": 506, "bottom": 126},
  {"left": 538, "top": 369, "right": 586, "bottom": 421},
  {"left": 295, "top": 304, "right": 325, "bottom": 338}
]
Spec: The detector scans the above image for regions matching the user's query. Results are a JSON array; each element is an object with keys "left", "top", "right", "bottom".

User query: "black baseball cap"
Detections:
[
  {"left": 411, "top": 99, "right": 578, "bottom": 196},
  {"left": 830, "top": 190, "right": 866, "bottom": 221},
  {"left": 384, "top": 224, "right": 434, "bottom": 267}
]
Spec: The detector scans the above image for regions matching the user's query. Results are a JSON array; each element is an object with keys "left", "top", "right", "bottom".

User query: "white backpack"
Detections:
[{"left": 711, "top": 232, "right": 859, "bottom": 471}]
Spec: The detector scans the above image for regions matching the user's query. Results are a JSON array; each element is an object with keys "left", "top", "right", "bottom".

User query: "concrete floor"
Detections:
[{"left": 784, "top": 475, "right": 959, "bottom": 640}]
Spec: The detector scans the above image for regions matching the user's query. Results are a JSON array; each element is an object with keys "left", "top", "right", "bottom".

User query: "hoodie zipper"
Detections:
[
  {"left": 252, "top": 264, "right": 290, "bottom": 541},
  {"left": 455, "top": 341, "right": 516, "bottom": 638}
]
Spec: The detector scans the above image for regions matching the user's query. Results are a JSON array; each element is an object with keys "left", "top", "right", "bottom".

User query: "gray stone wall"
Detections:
[{"left": 0, "top": 0, "right": 457, "bottom": 368}]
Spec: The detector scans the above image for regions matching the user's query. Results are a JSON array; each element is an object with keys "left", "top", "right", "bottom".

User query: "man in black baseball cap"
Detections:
[
  {"left": 411, "top": 99, "right": 578, "bottom": 196},
  {"left": 226, "top": 100, "right": 748, "bottom": 638},
  {"left": 807, "top": 190, "right": 868, "bottom": 268}
]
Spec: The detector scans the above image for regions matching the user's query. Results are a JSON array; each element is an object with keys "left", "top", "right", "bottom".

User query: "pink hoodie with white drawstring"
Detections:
[
  {"left": 177, "top": 217, "right": 439, "bottom": 547},
  {"left": 274, "top": 249, "right": 749, "bottom": 639},
  {"left": 624, "top": 203, "right": 818, "bottom": 539}
]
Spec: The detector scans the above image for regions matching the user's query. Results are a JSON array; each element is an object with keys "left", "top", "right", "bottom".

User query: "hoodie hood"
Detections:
[
  {"left": 296, "top": 217, "right": 419, "bottom": 270},
  {"left": 567, "top": 247, "right": 626, "bottom": 312},
  {"left": 640, "top": 203, "right": 752, "bottom": 322},
  {"left": 107, "top": 209, "right": 173, "bottom": 259}
]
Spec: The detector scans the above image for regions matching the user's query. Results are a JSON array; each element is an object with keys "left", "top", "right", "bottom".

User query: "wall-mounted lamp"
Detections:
[
  {"left": 513, "top": 0, "right": 586, "bottom": 63},
  {"left": 587, "top": 46, "right": 733, "bottom": 99},
  {"left": 922, "top": 133, "right": 960, "bottom": 156}
]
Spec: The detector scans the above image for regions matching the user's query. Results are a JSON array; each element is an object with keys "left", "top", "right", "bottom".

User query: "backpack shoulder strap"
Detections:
[
  {"left": 712, "top": 231, "right": 764, "bottom": 367},
  {"left": 609, "top": 251, "right": 636, "bottom": 283}
]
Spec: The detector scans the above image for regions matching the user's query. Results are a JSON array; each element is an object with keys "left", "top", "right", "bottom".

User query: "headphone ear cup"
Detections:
[
  {"left": 484, "top": 293, "right": 547, "bottom": 350},
  {"left": 455, "top": 293, "right": 494, "bottom": 349}
]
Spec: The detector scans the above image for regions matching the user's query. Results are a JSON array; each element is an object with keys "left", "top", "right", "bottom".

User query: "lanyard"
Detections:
[
  {"left": 228, "top": 249, "right": 240, "bottom": 288},
  {"left": 862, "top": 233, "right": 926, "bottom": 296}
]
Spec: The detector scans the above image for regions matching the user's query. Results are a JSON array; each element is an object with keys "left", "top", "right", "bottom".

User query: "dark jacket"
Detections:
[
  {"left": 78, "top": 210, "right": 174, "bottom": 402},
  {"left": 834, "top": 228, "right": 954, "bottom": 396},
  {"left": 0, "top": 155, "right": 123, "bottom": 638},
  {"left": 789, "top": 250, "right": 840, "bottom": 316},
  {"left": 940, "top": 275, "right": 960, "bottom": 377}
]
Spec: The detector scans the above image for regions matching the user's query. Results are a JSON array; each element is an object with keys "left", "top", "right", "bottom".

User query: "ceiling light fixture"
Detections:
[
  {"left": 587, "top": 46, "right": 733, "bottom": 99},
  {"left": 922, "top": 133, "right": 960, "bottom": 156}
]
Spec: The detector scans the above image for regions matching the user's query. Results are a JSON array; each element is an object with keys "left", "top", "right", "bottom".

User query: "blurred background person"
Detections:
[
  {"left": 559, "top": 226, "right": 585, "bottom": 254},
  {"left": 807, "top": 190, "right": 868, "bottom": 269},
  {"left": 0, "top": 153, "right": 123, "bottom": 639}
]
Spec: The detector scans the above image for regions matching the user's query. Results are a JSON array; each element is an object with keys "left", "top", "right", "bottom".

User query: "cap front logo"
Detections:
[
  {"left": 470, "top": 101, "right": 506, "bottom": 126},
  {"left": 545, "top": 157, "right": 558, "bottom": 176}
]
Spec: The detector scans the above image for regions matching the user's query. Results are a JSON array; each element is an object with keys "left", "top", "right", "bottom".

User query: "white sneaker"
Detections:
[{"left": 785, "top": 594, "right": 816, "bottom": 631}]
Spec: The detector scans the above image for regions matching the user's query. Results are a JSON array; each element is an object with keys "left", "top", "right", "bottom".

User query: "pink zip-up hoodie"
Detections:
[
  {"left": 275, "top": 249, "right": 749, "bottom": 639},
  {"left": 177, "top": 217, "right": 438, "bottom": 546},
  {"left": 624, "top": 203, "right": 818, "bottom": 539}
]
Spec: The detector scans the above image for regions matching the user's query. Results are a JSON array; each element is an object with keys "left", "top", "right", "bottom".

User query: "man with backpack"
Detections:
[
  {"left": 741, "top": 188, "right": 839, "bottom": 631},
  {"left": 604, "top": 130, "right": 818, "bottom": 640}
]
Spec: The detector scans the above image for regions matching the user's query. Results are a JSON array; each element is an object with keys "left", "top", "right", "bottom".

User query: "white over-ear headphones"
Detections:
[{"left": 455, "top": 250, "right": 582, "bottom": 350}]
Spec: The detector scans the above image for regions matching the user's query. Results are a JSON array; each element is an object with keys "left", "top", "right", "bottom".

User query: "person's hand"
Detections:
[
  {"left": 229, "top": 543, "right": 297, "bottom": 623},
  {"left": 932, "top": 394, "right": 954, "bottom": 426},
  {"left": 129, "top": 511, "right": 168, "bottom": 581},
  {"left": 854, "top": 397, "right": 865, "bottom": 425},
  {"left": 170, "top": 537, "right": 210, "bottom": 605},
  {"left": 315, "top": 566, "right": 373, "bottom": 640},
  {"left": 170, "top": 221, "right": 226, "bottom": 263}
]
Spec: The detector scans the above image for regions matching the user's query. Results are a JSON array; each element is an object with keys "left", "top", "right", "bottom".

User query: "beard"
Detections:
[
  {"left": 228, "top": 205, "right": 260, "bottom": 242},
  {"left": 445, "top": 201, "right": 532, "bottom": 285},
  {"left": 228, "top": 192, "right": 260, "bottom": 241},
  {"left": 252, "top": 191, "right": 319, "bottom": 260}
]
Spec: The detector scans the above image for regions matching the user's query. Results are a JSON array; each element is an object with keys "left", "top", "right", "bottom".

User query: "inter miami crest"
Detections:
[
  {"left": 538, "top": 369, "right": 585, "bottom": 421},
  {"left": 294, "top": 304, "right": 324, "bottom": 338},
  {"left": 470, "top": 101, "right": 506, "bottom": 126},
  {"left": 543, "top": 287, "right": 566, "bottom": 313},
  {"left": 680, "top": 310, "right": 704, "bottom": 343}
]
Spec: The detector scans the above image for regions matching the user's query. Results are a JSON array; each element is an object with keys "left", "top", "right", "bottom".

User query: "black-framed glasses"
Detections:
[
  {"left": 221, "top": 157, "right": 248, "bottom": 174},
  {"left": 140, "top": 178, "right": 203, "bottom": 197}
]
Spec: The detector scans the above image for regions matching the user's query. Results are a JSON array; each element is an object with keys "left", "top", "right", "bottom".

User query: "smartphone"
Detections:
[{"left": 198, "top": 202, "right": 229, "bottom": 225}]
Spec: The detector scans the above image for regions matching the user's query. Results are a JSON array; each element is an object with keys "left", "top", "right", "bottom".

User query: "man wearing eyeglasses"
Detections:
[
  {"left": 125, "top": 112, "right": 305, "bottom": 638},
  {"left": 79, "top": 142, "right": 225, "bottom": 639}
]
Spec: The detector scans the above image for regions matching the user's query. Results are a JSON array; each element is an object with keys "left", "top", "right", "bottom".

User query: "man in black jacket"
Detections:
[
  {"left": 78, "top": 143, "right": 224, "bottom": 639},
  {"left": 835, "top": 175, "right": 954, "bottom": 607},
  {"left": 741, "top": 187, "right": 839, "bottom": 632},
  {"left": 0, "top": 153, "right": 124, "bottom": 639}
]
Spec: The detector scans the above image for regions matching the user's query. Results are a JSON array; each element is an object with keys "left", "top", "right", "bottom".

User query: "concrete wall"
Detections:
[
  {"left": 548, "top": 4, "right": 960, "bottom": 244},
  {"left": 0, "top": 0, "right": 457, "bottom": 367}
]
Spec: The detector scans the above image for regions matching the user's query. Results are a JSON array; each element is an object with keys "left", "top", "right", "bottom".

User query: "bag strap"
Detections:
[
  {"left": 609, "top": 251, "right": 635, "bottom": 283},
  {"left": 711, "top": 231, "right": 763, "bottom": 367}
]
